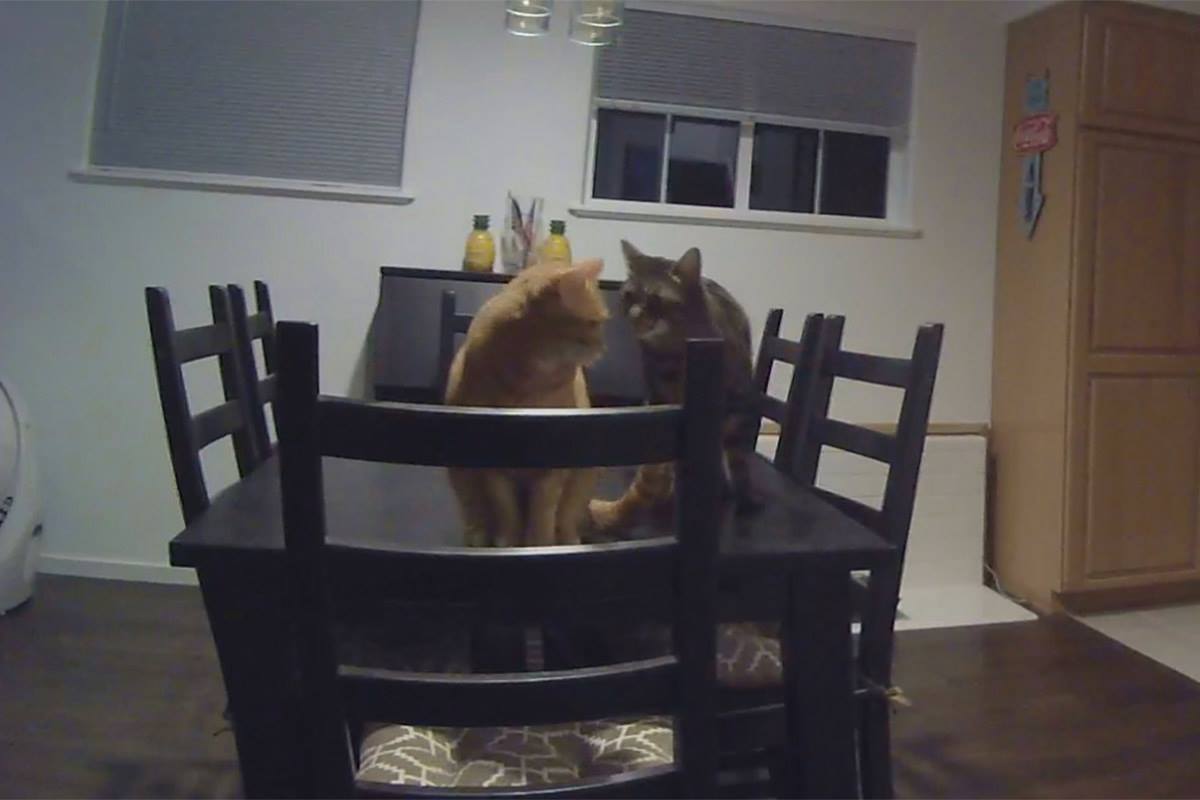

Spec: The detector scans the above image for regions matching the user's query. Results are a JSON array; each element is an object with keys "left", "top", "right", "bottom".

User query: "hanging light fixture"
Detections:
[
  {"left": 505, "top": 0, "right": 552, "bottom": 37},
  {"left": 505, "top": 0, "right": 624, "bottom": 45},
  {"left": 568, "top": 0, "right": 624, "bottom": 46}
]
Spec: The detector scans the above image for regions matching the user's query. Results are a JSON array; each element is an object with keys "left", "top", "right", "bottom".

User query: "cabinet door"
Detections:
[
  {"left": 1066, "top": 132, "right": 1200, "bottom": 590},
  {"left": 1081, "top": 3, "right": 1200, "bottom": 141},
  {"left": 1077, "top": 376, "right": 1200, "bottom": 583},
  {"left": 1081, "top": 133, "right": 1200, "bottom": 353}
]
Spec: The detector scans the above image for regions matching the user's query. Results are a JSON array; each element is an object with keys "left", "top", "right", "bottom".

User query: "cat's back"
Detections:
[
  {"left": 445, "top": 261, "right": 596, "bottom": 408},
  {"left": 703, "top": 277, "right": 752, "bottom": 348}
]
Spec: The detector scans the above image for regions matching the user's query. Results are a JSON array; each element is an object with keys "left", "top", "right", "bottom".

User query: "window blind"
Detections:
[
  {"left": 595, "top": 10, "right": 914, "bottom": 132},
  {"left": 90, "top": 0, "right": 421, "bottom": 187}
]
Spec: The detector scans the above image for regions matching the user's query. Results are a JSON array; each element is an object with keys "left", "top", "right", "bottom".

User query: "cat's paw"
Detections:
[
  {"left": 555, "top": 527, "right": 582, "bottom": 546},
  {"left": 588, "top": 498, "right": 624, "bottom": 533}
]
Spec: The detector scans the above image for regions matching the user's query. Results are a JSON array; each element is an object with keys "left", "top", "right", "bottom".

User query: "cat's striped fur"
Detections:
[{"left": 589, "top": 241, "right": 759, "bottom": 534}]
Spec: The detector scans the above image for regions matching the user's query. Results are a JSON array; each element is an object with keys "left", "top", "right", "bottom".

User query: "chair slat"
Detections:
[
  {"left": 755, "top": 395, "right": 788, "bottom": 424},
  {"left": 340, "top": 657, "right": 677, "bottom": 728},
  {"left": 317, "top": 398, "right": 684, "bottom": 469},
  {"left": 228, "top": 282, "right": 277, "bottom": 463},
  {"left": 145, "top": 287, "right": 208, "bottom": 523},
  {"left": 258, "top": 374, "right": 277, "bottom": 402},
  {"left": 191, "top": 399, "right": 247, "bottom": 449},
  {"left": 327, "top": 539, "right": 676, "bottom": 615},
  {"left": 829, "top": 350, "right": 912, "bottom": 388},
  {"left": 253, "top": 280, "right": 278, "bottom": 374},
  {"left": 174, "top": 322, "right": 233, "bottom": 363},
  {"left": 761, "top": 336, "right": 801, "bottom": 364},
  {"left": 247, "top": 311, "right": 274, "bottom": 339},
  {"left": 815, "top": 418, "right": 897, "bottom": 464}
]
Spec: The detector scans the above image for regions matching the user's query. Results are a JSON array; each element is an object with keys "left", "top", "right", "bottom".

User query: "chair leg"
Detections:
[
  {"left": 858, "top": 695, "right": 894, "bottom": 799},
  {"left": 767, "top": 746, "right": 796, "bottom": 798}
]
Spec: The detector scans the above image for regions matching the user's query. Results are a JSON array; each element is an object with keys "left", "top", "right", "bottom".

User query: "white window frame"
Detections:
[{"left": 571, "top": 4, "right": 920, "bottom": 238}]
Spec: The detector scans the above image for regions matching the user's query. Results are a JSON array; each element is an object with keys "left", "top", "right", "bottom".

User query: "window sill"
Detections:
[
  {"left": 68, "top": 166, "right": 414, "bottom": 206},
  {"left": 569, "top": 201, "right": 921, "bottom": 239}
]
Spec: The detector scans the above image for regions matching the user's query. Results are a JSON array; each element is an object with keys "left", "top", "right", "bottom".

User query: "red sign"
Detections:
[{"left": 1013, "top": 112, "right": 1058, "bottom": 154}]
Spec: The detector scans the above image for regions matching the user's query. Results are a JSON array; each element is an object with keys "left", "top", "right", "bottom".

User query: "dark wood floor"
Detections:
[{"left": 3, "top": 576, "right": 1200, "bottom": 798}]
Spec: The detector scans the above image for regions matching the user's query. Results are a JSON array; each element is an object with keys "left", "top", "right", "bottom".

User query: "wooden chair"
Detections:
[
  {"left": 720, "top": 316, "right": 944, "bottom": 798},
  {"left": 227, "top": 281, "right": 277, "bottom": 461},
  {"left": 436, "top": 289, "right": 474, "bottom": 400},
  {"left": 275, "top": 320, "right": 727, "bottom": 798},
  {"left": 799, "top": 317, "right": 943, "bottom": 798},
  {"left": 746, "top": 309, "right": 827, "bottom": 472},
  {"left": 145, "top": 285, "right": 266, "bottom": 525}
]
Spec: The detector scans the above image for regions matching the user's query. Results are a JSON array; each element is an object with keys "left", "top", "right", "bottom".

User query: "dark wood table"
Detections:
[{"left": 170, "top": 453, "right": 893, "bottom": 798}]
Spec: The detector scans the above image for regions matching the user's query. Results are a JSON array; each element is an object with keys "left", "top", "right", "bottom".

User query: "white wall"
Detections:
[{"left": 0, "top": 0, "right": 1074, "bottom": 576}]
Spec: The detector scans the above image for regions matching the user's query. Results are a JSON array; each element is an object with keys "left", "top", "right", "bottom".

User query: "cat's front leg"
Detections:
[
  {"left": 482, "top": 471, "right": 522, "bottom": 548},
  {"left": 447, "top": 468, "right": 491, "bottom": 547},
  {"left": 589, "top": 462, "right": 673, "bottom": 535},
  {"left": 556, "top": 468, "right": 597, "bottom": 545},
  {"left": 527, "top": 472, "right": 567, "bottom": 547}
]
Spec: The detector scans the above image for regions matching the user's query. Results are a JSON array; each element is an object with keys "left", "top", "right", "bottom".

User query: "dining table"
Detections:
[{"left": 169, "top": 450, "right": 894, "bottom": 799}]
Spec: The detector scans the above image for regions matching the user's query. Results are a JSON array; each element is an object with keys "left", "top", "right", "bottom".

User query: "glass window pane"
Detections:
[
  {"left": 749, "top": 124, "right": 818, "bottom": 213},
  {"left": 592, "top": 109, "right": 666, "bottom": 202},
  {"left": 666, "top": 116, "right": 738, "bottom": 208},
  {"left": 819, "top": 131, "right": 889, "bottom": 219}
]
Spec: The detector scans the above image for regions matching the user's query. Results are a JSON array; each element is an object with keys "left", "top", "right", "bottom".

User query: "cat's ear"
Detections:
[
  {"left": 558, "top": 259, "right": 604, "bottom": 316},
  {"left": 674, "top": 247, "right": 703, "bottom": 286},
  {"left": 620, "top": 240, "right": 644, "bottom": 271}
]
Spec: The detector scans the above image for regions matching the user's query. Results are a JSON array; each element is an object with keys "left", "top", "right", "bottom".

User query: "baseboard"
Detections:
[
  {"left": 1056, "top": 579, "right": 1200, "bottom": 614},
  {"left": 38, "top": 554, "right": 198, "bottom": 586}
]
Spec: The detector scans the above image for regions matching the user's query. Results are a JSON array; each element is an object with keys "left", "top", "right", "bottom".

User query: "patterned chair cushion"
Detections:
[
  {"left": 357, "top": 716, "right": 673, "bottom": 788},
  {"left": 582, "top": 620, "right": 785, "bottom": 689},
  {"left": 717, "top": 623, "right": 783, "bottom": 688},
  {"left": 716, "top": 624, "right": 911, "bottom": 707}
]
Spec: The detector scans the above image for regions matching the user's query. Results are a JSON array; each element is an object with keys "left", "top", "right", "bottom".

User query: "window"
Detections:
[
  {"left": 84, "top": 1, "right": 420, "bottom": 198},
  {"left": 587, "top": 10, "right": 914, "bottom": 224}
]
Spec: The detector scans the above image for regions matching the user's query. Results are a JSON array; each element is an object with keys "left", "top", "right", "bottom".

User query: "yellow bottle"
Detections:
[
  {"left": 539, "top": 219, "right": 572, "bottom": 264},
  {"left": 462, "top": 214, "right": 495, "bottom": 272}
]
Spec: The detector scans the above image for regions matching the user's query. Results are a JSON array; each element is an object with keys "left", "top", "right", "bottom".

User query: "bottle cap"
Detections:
[
  {"left": 549, "top": 219, "right": 565, "bottom": 235},
  {"left": 473, "top": 214, "right": 489, "bottom": 230}
]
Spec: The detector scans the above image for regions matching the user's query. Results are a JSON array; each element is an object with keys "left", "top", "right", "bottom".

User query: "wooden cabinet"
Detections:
[
  {"left": 992, "top": 1, "right": 1200, "bottom": 612},
  {"left": 1081, "top": 3, "right": 1200, "bottom": 140},
  {"left": 1080, "top": 134, "right": 1200, "bottom": 353}
]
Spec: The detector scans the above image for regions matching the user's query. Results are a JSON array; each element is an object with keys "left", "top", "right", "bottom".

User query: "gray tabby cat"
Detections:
[{"left": 589, "top": 240, "right": 760, "bottom": 534}]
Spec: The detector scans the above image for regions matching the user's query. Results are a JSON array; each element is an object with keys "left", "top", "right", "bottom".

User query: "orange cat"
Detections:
[{"left": 445, "top": 259, "right": 609, "bottom": 547}]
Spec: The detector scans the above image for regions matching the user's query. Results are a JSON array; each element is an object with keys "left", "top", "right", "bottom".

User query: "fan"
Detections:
[{"left": 0, "top": 377, "right": 43, "bottom": 614}]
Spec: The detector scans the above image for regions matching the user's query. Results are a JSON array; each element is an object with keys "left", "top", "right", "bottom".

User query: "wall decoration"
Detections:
[{"left": 1017, "top": 73, "right": 1054, "bottom": 239}]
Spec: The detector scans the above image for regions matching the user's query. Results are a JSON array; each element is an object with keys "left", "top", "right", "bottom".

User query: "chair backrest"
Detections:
[
  {"left": 228, "top": 281, "right": 277, "bottom": 459},
  {"left": 276, "top": 321, "right": 725, "bottom": 798},
  {"left": 791, "top": 317, "right": 943, "bottom": 686},
  {"left": 436, "top": 289, "right": 474, "bottom": 400},
  {"left": 145, "top": 285, "right": 265, "bottom": 524},
  {"left": 747, "top": 309, "right": 826, "bottom": 473}
]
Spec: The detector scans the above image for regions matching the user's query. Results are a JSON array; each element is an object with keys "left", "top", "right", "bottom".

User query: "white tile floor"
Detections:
[{"left": 1075, "top": 602, "right": 1200, "bottom": 683}]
